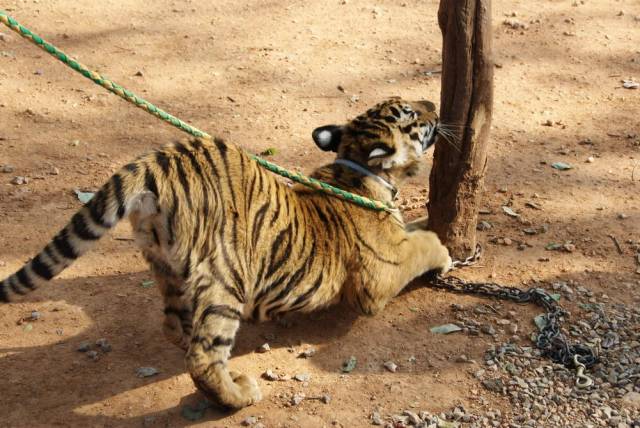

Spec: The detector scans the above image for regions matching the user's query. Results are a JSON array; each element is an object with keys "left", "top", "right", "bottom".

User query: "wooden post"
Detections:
[{"left": 427, "top": 0, "right": 494, "bottom": 259}]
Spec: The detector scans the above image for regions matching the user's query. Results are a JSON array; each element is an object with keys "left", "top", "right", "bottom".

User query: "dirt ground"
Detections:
[{"left": 1, "top": 0, "right": 639, "bottom": 427}]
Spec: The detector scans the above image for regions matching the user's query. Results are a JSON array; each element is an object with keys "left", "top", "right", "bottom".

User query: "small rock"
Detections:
[
  {"left": 371, "top": 412, "right": 383, "bottom": 425},
  {"left": 298, "top": 348, "right": 317, "bottom": 358},
  {"left": 617, "top": 213, "right": 628, "bottom": 220},
  {"left": 586, "top": 156, "right": 595, "bottom": 163},
  {"left": 503, "top": 18, "right": 528, "bottom": 30},
  {"left": 503, "top": 238, "right": 513, "bottom": 246},
  {"left": 383, "top": 361, "right": 398, "bottom": 373},
  {"left": 0, "top": 164, "right": 15, "bottom": 173},
  {"left": 294, "top": 373, "right": 310, "bottom": 382},
  {"left": 403, "top": 410, "right": 422, "bottom": 425},
  {"left": 477, "top": 221, "right": 492, "bottom": 231},
  {"left": 77, "top": 341, "right": 91, "bottom": 352},
  {"left": 86, "top": 350, "right": 99, "bottom": 361},
  {"left": 256, "top": 343, "right": 270, "bottom": 353},
  {"left": 262, "top": 370, "right": 279, "bottom": 381},
  {"left": 321, "top": 394, "right": 331, "bottom": 404},
  {"left": 30, "top": 311, "right": 41, "bottom": 321},
  {"left": 10, "top": 176, "right": 28, "bottom": 185},
  {"left": 241, "top": 416, "right": 257, "bottom": 426},
  {"left": 482, "top": 378, "right": 504, "bottom": 393},
  {"left": 622, "top": 391, "right": 640, "bottom": 408},
  {"left": 96, "top": 338, "right": 112, "bottom": 352},
  {"left": 50, "top": 167, "right": 60, "bottom": 175},
  {"left": 481, "top": 325, "right": 496, "bottom": 335},
  {"left": 291, "top": 393, "right": 305, "bottom": 406},
  {"left": 0, "top": 32, "right": 12, "bottom": 43},
  {"left": 136, "top": 367, "right": 159, "bottom": 378}
]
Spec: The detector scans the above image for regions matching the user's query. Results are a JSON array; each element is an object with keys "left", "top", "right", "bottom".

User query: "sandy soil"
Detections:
[{"left": 0, "top": 0, "right": 639, "bottom": 426}]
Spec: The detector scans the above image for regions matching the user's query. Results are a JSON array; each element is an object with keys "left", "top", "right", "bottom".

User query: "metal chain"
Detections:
[{"left": 426, "top": 244, "right": 598, "bottom": 379}]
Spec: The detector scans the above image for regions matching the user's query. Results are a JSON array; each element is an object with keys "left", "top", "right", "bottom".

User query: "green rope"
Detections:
[{"left": 0, "top": 10, "right": 395, "bottom": 212}]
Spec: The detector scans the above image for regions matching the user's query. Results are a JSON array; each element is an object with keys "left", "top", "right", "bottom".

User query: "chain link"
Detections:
[{"left": 426, "top": 244, "right": 598, "bottom": 372}]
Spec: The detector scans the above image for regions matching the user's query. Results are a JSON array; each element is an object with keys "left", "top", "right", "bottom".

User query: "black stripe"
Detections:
[
  {"left": 389, "top": 106, "right": 401, "bottom": 117},
  {"left": 155, "top": 151, "right": 171, "bottom": 175},
  {"left": 151, "top": 227, "right": 160, "bottom": 246},
  {"left": 214, "top": 137, "right": 227, "bottom": 157},
  {"left": 10, "top": 277, "right": 27, "bottom": 295},
  {"left": 44, "top": 245, "right": 60, "bottom": 265},
  {"left": 348, "top": 128, "right": 380, "bottom": 140},
  {"left": 144, "top": 168, "right": 159, "bottom": 197},
  {"left": 87, "top": 189, "right": 108, "bottom": 227},
  {"left": 251, "top": 202, "right": 269, "bottom": 248},
  {"left": 16, "top": 268, "right": 35, "bottom": 290},
  {"left": 0, "top": 281, "right": 8, "bottom": 302},
  {"left": 164, "top": 306, "right": 191, "bottom": 319},
  {"left": 31, "top": 254, "right": 54, "bottom": 280},
  {"left": 111, "top": 174, "right": 126, "bottom": 219},
  {"left": 192, "top": 335, "right": 234, "bottom": 351},
  {"left": 199, "top": 304, "right": 242, "bottom": 322},
  {"left": 201, "top": 148, "right": 220, "bottom": 179},
  {"left": 53, "top": 229, "right": 78, "bottom": 259},
  {"left": 211, "top": 269, "right": 244, "bottom": 303},
  {"left": 363, "top": 287, "right": 374, "bottom": 301},
  {"left": 167, "top": 191, "right": 179, "bottom": 245},
  {"left": 71, "top": 212, "right": 101, "bottom": 240},
  {"left": 173, "top": 157, "right": 193, "bottom": 209},
  {"left": 221, "top": 244, "right": 245, "bottom": 301},
  {"left": 265, "top": 224, "right": 292, "bottom": 279},
  {"left": 292, "top": 272, "right": 324, "bottom": 308},
  {"left": 383, "top": 115, "right": 397, "bottom": 123}
]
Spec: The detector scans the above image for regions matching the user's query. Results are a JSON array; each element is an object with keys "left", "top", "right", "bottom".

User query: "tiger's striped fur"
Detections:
[{"left": 0, "top": 98, "right": 451, "bottom": 409}]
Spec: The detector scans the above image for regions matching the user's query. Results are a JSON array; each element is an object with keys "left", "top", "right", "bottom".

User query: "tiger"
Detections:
[{"left": 0, "top": 97, "right": 452, "bottom": 409}]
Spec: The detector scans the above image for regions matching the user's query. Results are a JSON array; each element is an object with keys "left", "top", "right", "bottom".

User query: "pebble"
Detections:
[
  {"left": 136, "top": 367, "right": 159, "bottom": 378},
  {"left": 621, "top": 391, "right": 640, "bottom": 408},
  {"left": 298, "top": 348, "right": 316, "bottom": 358},
  {"left": 383, "top": 361, "right": 398, "bottom": 373},
  {"left": 241, "top": 416, "right": 257, "bottom": 426},
  {"left": 371, "top": 412, "right": 383, "bottom": 425},
  {"left": 256, "top": 343, "right": 270, "bottom": 353},
  {"left": 77, "top": 341, "right": 91, "bottom": 352},
  {"left": 293, "top": 373, "right": 310, "bottom": 382},
  {"left": 291, "top": 393, "right": 305, "bottom": 406},
  {"left": 0, "top": 164, "right": 15, "bottom": 173},
  {"left": 481, "top": 325, "right": 496, "bottom": 335},
  {"left": 86, "top": 350, "right": 99, "bottom": 361},
  {"left": 477, "top": 221, "right": 492, "bottom": 231},
  {"left": 482, "top": 378, "right": 504, "bottom": 393},
  {"left": 96, "top": 338, "right": 112, "bottom": 352},
  {"left": 10, "top": 176, "right": 28, "bottom": 185},
  {"left": 30, "top": 311, "right": 41, "bottom": 321},
  {"left": 262, "top": 370, "right": 279, "bottom": 381}
]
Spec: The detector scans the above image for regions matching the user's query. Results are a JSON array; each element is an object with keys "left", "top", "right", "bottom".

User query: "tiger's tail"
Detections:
[{"left": 0, "top": 161, "right": 149, "bottom": 302}]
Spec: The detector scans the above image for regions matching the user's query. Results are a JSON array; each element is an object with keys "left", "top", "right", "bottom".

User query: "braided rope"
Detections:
[{"left": 0, "top": 10, "right": 395, "bottom": 213}]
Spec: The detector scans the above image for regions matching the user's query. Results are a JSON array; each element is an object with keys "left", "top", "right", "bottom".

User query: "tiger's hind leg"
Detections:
[
  {"left": 156, "top": 274, "right": 192, "bottom": 351},
  {"left": 185, "top": 274, "right": 261, "bottom": 409}
]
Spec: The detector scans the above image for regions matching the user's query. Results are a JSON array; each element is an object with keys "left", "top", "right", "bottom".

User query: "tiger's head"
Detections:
[{"left": 312, "top": 97, "right": 439, "bottom": 179}]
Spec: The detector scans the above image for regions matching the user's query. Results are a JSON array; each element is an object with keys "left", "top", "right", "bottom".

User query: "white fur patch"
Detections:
[
  {"left": 381, "top": 144, "right": 408, "bottom": 169},
  {"left": 368, "top": 148, "right": 388, "bottom": 159},
  {"left": 316, "top": 130, "right": 333, "bottom": 147}
]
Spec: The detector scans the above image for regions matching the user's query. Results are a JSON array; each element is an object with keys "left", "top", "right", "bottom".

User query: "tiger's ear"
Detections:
[{"left": 312, "top": 125, "right": 343, "bottom": 152}]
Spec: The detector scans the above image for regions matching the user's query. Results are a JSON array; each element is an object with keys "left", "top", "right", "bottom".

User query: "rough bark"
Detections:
[{"left": 427, "top": 0, "right": 493, "bottom": 259}]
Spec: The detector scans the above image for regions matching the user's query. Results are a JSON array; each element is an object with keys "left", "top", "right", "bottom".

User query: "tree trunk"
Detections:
[{"left": 427, "top": 0, "right": 493, "bottom": 259}]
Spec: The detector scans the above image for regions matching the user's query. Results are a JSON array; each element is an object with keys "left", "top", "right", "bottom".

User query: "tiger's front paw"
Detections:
[{"left": 439, "top": 255, "right": 453, "bottom": 275}]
